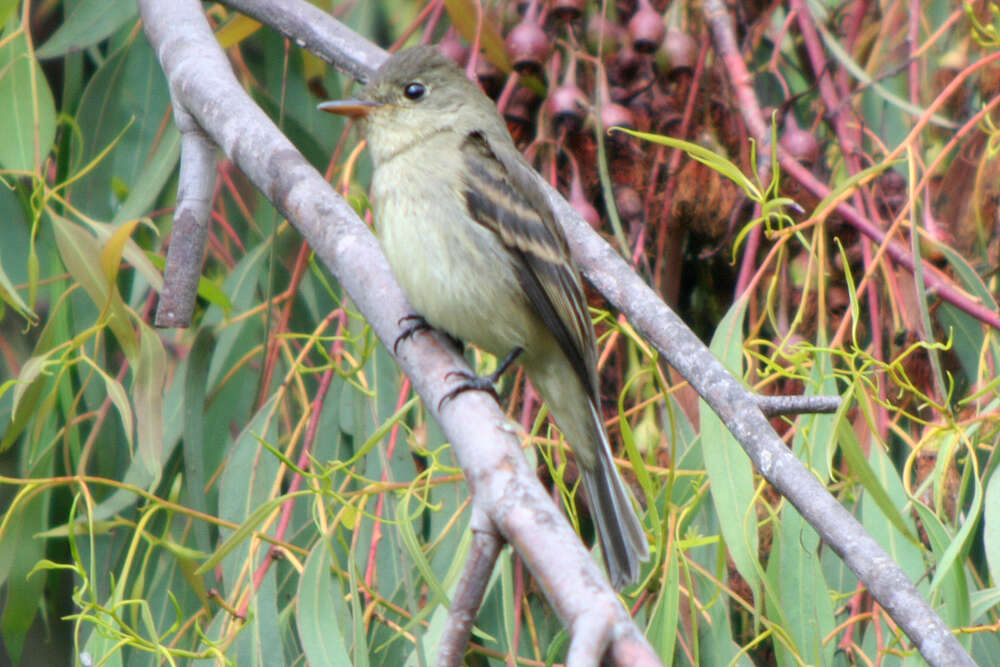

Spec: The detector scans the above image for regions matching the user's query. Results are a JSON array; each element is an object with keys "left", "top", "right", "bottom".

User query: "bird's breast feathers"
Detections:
[{"left": 372, "top": 150, "right": 540, "bottom": 355}]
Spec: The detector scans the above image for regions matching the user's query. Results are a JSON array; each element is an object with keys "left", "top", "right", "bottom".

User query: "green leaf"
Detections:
[
  {"left": 298, "top": 541, "right": 353, "bottom": 667},
  {"left": 767, "top": 507, "right": 836, "bottom": 667},
  {"left": 699, "top": 297, "right": 760, "bottom": 603},
  {"left": 1, "top": 290, "right": 69, "bottom": 451},
  {"left": 197, "top": 496, "right": 287, "bottom": 577},
  {"left": 0, "top": 25, "right": 57, "bottom": 172},
  {"left": 232, "top": 566, "right": 282, "bottom": 667},
  {"left": 970, "top": 586, "right": 1000, "bottom": 622},
  {"left": 397, "top": 484, "right": 450, "bottom": 612},
  {"left": 697, "top": 567, "right": 755, "bottom": 666},
  {"left": 836, "top": 388, "right": 920, "bottom": 545},
  {"left": 0, "top": 491, "right": 47, "bottom": 664},
  {"left": 51, "top": 213, "right": 139, "bottom": 358},
  {"left": 0, "top": 0, "right": 18, "bottom": 27},
  {"left": 69, "top": 29, "right": 170, "bottom": 222},
  {"left": 133, "top": 321, "right": 166, "bottom": 478},
  {"left": 100, "top": 218, "right": 142, "bottom": 282},
  {"left": 0, "top": 247, "right": 35, "bottom": 322},
  {"left": 611, "top": 127, "right": 762, "bottom": 200},
  {"left": 984, "top": 468, "right": 1000, "bottom": 592},
  {"left": 181, "top": 328, "right": 214, "bottom": 546},
  {"left": 912, "top": 500, "right": 970, "bottom": 630},
  {"left": 860, "top": 443, "right": 926, "bottom": 586},
  {"left": 98, "top": 360, "right": 135, "bottom": 452},
  {"left": 110, "top": 122, "right": 181, "bottom": 228},
  {"left": 646, "top": 540, "right": 680, "bottom": 661},
  {"left": 208, "top": 395, "right": 282, "bottom": 583},
  {"left": 36, "top": 0, "right": 139, "bottom": 58}
]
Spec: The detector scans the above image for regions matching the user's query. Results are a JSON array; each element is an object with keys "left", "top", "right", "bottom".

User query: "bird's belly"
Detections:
[{"left": 374, "top": 177, "right": 538, "bottom": 357}]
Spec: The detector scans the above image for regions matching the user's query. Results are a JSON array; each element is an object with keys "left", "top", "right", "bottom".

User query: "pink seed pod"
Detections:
[
  {"left": 506, "top": 0, "right": 551, "bottom": 73},
  {"left": 628, "top": 0, "right": 665, "bottom": 53},
  {"left": 662, "top": 29, "right": 697, "bottom": 71}
]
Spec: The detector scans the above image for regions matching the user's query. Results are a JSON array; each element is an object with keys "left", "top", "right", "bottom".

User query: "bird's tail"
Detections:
[
  {"left": 529, "top": 354, "right": 649, "bottom": 588},
  {"left": 577, "top": 399, "right": 649, "bottom": 588}
]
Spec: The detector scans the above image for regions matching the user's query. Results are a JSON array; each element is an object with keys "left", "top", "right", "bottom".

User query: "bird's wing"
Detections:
[{"left": 459, "top": 131, "right": 599, "bottom": 399}]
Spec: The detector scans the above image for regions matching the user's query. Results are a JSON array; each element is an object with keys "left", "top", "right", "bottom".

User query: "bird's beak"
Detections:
[{"left": 317, "top": 99, "right": 380, "bottom": 118}]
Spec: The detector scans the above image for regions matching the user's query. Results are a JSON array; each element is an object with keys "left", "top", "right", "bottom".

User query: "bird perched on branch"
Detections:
[{"left": 320, "top": 46, "right": 649, "bottom": 588}]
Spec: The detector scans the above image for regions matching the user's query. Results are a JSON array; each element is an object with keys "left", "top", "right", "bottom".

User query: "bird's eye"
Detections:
[{"left": 403, "top": 82, "right": 426, "bottom": 100}]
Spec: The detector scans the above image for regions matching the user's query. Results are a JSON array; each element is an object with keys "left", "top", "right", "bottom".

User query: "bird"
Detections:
[{"left": 319, "top": 45, "right": 649, "bottom": 588}]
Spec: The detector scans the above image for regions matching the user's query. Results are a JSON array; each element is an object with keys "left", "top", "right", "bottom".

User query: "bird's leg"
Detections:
[{"left": 439, "top": 346, "right": 524, "bottom": 409}]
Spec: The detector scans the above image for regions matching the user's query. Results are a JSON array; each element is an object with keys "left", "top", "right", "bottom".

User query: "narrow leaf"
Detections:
[
  {"left": 298, "top": 541, "right": 353, "bottom": 667},
  {"left": 0, "top": 28, "right": 57, "bottom": 172},
  {"left": 36, "top": 0, "right": 138, "bottom": 58}
]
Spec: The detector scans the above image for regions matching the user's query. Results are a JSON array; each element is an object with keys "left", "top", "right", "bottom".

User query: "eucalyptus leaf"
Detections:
[
  {"left": 0, "top": 29, "right": 56, "bottom": 172},
  {"left": 36, "top": 0, "right": 138, "bottom": 58}
]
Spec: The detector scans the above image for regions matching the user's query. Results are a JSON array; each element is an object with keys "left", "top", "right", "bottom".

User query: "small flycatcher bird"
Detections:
[{"left": 320, "top": 46, "right": 648, "bottom": 587}]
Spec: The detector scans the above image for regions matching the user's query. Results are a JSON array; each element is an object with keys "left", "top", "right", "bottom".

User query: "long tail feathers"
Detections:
[{"left": 578, "top": 401, "right": 650, "bottom": 589}]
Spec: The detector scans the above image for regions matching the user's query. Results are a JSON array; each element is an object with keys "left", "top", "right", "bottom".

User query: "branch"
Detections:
[
  {"left": 138, "top": 1, "right": 659, "bottom": 664},
  {"left": 154, "top": 105, "right": 215, "bottom": 328},
  {"left": 437, "top": 506, "right": 502, "bottom": 667}
]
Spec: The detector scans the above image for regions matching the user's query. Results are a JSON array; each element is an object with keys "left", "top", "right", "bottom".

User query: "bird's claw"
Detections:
[
  {"left": 436, "top": 347, "right": 522, "bottom": 411},
  {"left": 438, "top": 370, "right": 500, "bottom": 410},
  {"left": 393, "top": 314, "right": 431, "bottom": 355}
]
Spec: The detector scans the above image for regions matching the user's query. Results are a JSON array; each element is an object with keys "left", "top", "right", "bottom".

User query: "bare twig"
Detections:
[
  {"left": 224, "top": 0, "right": 386, "bottom": 81},
  {"left": 755, "top": 394, "right": 840, "bottom": 417},
  {"left": 437, "top": 507, "right": 502, "bottom": 667},
  {"left": 153, "top": 106, "right": 216, "bottom": 328}
]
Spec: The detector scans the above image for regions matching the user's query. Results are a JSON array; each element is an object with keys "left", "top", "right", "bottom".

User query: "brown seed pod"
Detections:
[
  {"left": 600, "top": 74, "right": 635, "bottom": 129},
  {"left": 615, "top": 185, "right": 643, "bottom": 223},
  {"left": 475, "top": 57, "right": 503, "bottom": 98},
  {"left": 586, "top": 12, "right": 626, "bottom": 56}
]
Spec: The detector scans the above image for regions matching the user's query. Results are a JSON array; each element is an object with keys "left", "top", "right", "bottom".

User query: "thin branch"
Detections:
[
  {"left": 224, "top": 0, "right": 386, "bottom": 82},
  {"left": 154, "top": 106, "right": 216, "bottom": 328},
  {"left": 437, "top": 507, "right": 502, "bottom": 667},
  {"left": 756, "top": 394, "right": 840, "bottom": 417}
]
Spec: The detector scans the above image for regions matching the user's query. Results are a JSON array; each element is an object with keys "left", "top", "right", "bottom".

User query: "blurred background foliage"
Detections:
[{"left": 1, "top": 0, "right": 1000, "bottom": 665}]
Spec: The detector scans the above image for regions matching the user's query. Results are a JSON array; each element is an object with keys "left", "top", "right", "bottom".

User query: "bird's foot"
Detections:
[{"left": 438, "top": 347, "right": 523, "bottom": 410}]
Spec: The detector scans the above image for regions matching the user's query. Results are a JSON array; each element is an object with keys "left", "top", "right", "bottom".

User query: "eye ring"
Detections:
[{"left": 403, "top": 82, "right": 426, "bottom": 100}]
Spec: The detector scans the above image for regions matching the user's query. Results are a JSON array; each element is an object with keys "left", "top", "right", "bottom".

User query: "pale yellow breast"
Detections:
[{"left": 371, "top": 140, "right": 545, "bottom": 357}]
